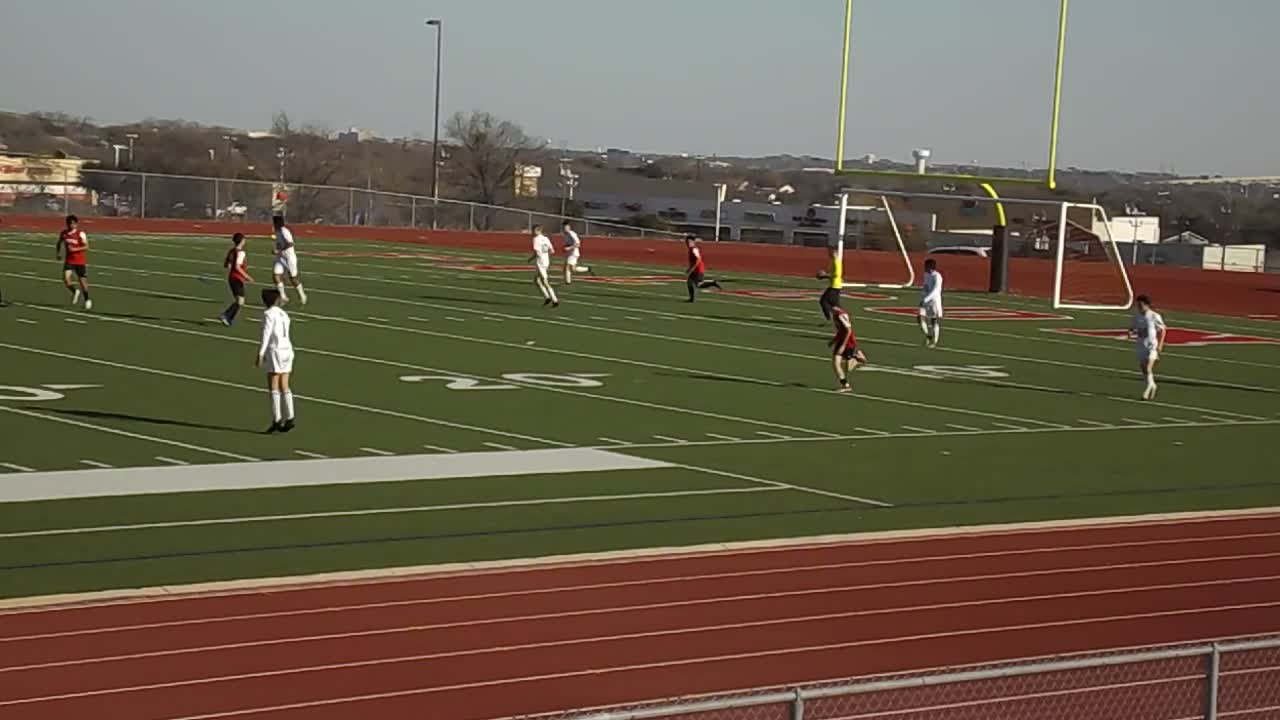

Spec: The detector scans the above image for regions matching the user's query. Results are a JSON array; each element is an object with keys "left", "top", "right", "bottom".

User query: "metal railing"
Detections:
[
  {"left": 522, "top": 635, "right": 1280, "bottom": 720},
  {"left": 33, "top": 169, "right": 684, "bottom": 240}
]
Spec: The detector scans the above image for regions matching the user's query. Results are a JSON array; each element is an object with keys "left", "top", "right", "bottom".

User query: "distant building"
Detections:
[
  {"left": 1161, "top": 231, "right": 1210, "bottom": 245},
  {"left": 338, "top": 127, "right": 374, "bottom": 144},
  {"left": 0, "top": 152, "right": 93, "bottom": 207}
]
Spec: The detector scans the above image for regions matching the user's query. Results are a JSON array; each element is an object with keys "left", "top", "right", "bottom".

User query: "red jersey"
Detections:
[
  {"left": 225, "top": 247, "right": 249, "bottom": 282},
  {"left": 60, "top": 229, "right": 88, "bottom": 265},
  {"left": 832, "top": 307, "right": 856, "bottom": 350},
  {"left": 688, "top": 246, "right": 705, "bottom": 274}
]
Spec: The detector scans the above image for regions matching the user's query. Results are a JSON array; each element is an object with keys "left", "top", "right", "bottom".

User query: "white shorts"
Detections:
[
  {"left": 264, "top": 347, "right": 295, "bottom": 374},
  {"left": 1138, "top": 347, "right": 1159, "bottom": 366},
  {"left": 566, "top": 249, "right": 581, "bottom": 266},
  {"left": 919, "top": 301, "right": 943, "bottom": 320},
  {"left": 273, "top": 250, "right": 299, "bottom": 278}
]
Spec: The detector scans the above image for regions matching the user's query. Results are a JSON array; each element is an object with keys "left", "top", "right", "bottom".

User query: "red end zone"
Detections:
[
  {"left": 1050, "top": 328, "right": 1280, "bottom": 346},
  {"left": 870, "top": 307, "right": 1073, "bottom": 321}
]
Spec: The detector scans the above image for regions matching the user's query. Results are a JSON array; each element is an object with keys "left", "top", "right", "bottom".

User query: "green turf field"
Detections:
[{"left": 0, "top": 230, "right": 1277, "bottom": 599}]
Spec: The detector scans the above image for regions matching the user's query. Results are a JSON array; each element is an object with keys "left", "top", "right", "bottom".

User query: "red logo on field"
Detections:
[
  {"left": 578, "top": 275, "right": 682, "bottom": 285},
  {"left": 726, "top": 289, "right": 893, "bottom": 301},
  {"left": 435, "top": 263, "right": 531, "bottom": 272},
  {"left": 1248, "top": 314, "right": 1280, "bottom": 322},
  {"left": 306, "top": 250, "right": 449, "bottom": 260},
  {"left": 1051, "top": 328, "right": 1280, "bottom": 347},
  {"left": 870, "top": 306, "right": 1072, "bottom": 321}
]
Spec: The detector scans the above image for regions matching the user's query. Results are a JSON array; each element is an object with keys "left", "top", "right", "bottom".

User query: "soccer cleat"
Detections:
[
  {"left": 84, "top": 299, "right": 93, "bottom": 311},
  {"left": 1142, "top": 384, "right": 1158, "bottom": 400},
  {"left": 543, "top": 298, "right": 552, "bottom": 307},
  {"left": 281, "top": 419, "right": 296, "bottom": 433},
  {"left": 218, "top": 315, "right": 232, "bottom": 327},
  {"left": 837, "top": 385, "right": 852, "bottom": 394},
  {"left": 71, "top": 288, "right": 81, "bottom": 305},
  {"left": 266, "top": 422, "right": 281, "bottom": 434},
  {"left": 551, "top": 300, "right": 560, "bottom": 309}
]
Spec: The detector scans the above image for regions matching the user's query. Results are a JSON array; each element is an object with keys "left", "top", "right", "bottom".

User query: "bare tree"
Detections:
[{"left": 445, "top": 111, "right": 545, "bottom": 206}]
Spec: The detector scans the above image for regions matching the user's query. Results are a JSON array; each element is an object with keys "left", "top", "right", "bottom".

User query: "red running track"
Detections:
[{"left": 1, "top": 513, "right": 1279, "bottom": 720}]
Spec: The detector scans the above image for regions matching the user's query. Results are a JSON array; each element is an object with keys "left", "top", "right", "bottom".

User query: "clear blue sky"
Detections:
[{"left": 2, "top": 0, "right": 1277, "bottom": 176}]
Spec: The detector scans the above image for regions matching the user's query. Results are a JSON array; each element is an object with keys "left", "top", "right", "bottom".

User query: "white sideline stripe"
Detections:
[
  {"left": 901, "top": 426, "right": 934, "bottom": 434},
  {"left": 482, "top": 443, "right": 518, "bottom": 451},
  {"left": 6, "top": 520, "right": 1279, "bottom": 632},
  {"left": 0, "top": 449, "right": 673, "bottom": 504},
  {"left": 0, "top": 338, "right": 566, "bottom": 449},
  {"left": 706, "top": 433, "right": 741, "bottom": 442},
  {"left": 945, "top": 424, "right": 981, "bottom": 432},
  {"left": 79, "top": 460, "right": 113, "bottom": 469},
  {"left": 853, "top": 427, "right": 889, "bottom": 436},
  {"left": 0, "top": 487, "right": 783, "bottom": 540},
  {"left": 293, "top": 451, "right": 328, "bottom": 459},
  {"left": 5, "top": 567, "right": 1275, "bottom": 676},
  {"left": 421, "top": 445, "right": 458, "bottom": 454},
  {"left": 0, "top": 406, "right": 258, "bottom": 463},
  {"left": 359, "top": 447, "right": 394, "bottom": 457},
  {"left": 652, "top": 435, "right": 687, "bottom": 444},
  {"left": 0, "top": 463, "right": 34, "bottom": 473},
  {"left": 9, "top": 599, "right": 1279, "bottom": 712},
  {"left": 756, "top": 431, "right": 791, "bottom": 439},
  {"left": 154, "top": 457, "right": 189, "bottom": 466},
  {"left": 673, "top": 462, "right": 892, "bottom": 508},
  {"left": 15, "top": 318, "right": 37, "bottom": 325}
]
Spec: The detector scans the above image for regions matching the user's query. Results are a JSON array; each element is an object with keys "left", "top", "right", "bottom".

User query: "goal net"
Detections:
[
  {"left": 837, "top": 193, "right": 916, "bottom": 289},
  {"left": 1051, "top": 203, "right": 1135, "bottom": 310}
]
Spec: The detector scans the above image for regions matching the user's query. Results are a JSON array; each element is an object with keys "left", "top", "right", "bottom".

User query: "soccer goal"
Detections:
[
  {"left": 836, "top": 193, "right": 916, "bottom": 289},
  {"left": 1051, "top": 202, "right": 1135, "bottom": 310}
]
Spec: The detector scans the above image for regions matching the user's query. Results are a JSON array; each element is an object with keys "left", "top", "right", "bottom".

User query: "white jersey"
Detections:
[
  {"left": 532, "top": 233, "right": 553, "bottom": 269},
  {"left": 920, "top": 270, "right": 943, "bottom": 306},
  {"left": 275, "top": 227, "right": 296, "bottom": 256},
  {"left": 258, "top": 306, "right": 294, "bottom": 358},
  {"left": 1131, "top": 309, "right": 1166, "bottom": 352}
]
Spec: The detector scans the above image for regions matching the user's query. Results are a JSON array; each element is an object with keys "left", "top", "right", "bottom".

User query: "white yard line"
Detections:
[
  {"left": 853, "top": 427, "right": 890, "bottom": 436},
  {"left": 79, "top": 460, "right": 114, "bottom": 469},
  {"left": 15, "top": 318, "right": 37, "bottom": 325},
  {"left": 0, "top": 405, "right": 258, "bottom": 462},
  {"left": 1122, "top": 418, "right": 1155, "bottom": 426},
  {"left": 1076, "top": 420, "right": 1112, "bottom": 427},
  {"left": 0, "top": 463, "right": 34, "bottom": 473},
  {"left": 421, "top": 445, "right": 458, "bottom": 454},
  {"left": 595, "top": 437, "right": 628, "bottom": 446},
  {"left": 945, "top": 424, "right": 981, "bottom": 432},
  {"left": 652, "top": 435, "right": 688, "bottom": 444},
  {"left": 705, "top": 433, "right": 741, "bottom": 442},
  {"left": 63, "top": 318, "right": 87, "bottom": 324},
  {"left": 293, "top": 451, "right": 328, "bottom": 460},
  {"left": 991, "top": 422, "right": 1028, "bottom": 431},
  {"left": 482, "top": 443, "right": 517, "bottom": 451},
  {"left": 155, "top": 457, "right": 189, "bottom": 466},
  {"left": 0, "top": 487, "right": 785, "bottom": 540},
  {"left": 360, "top": 447, "right": 395, "bottom": 457},
  {"left": 756, "top": 431, "right": 793, "bottom": 440},
  {"left": 901, "top": 426, "right": 935, "bottom": 434},
  {"left": 670, "top": 462, "right": 893, "bottom": 508}
]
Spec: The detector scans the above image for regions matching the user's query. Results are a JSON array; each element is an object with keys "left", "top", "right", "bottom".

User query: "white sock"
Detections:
[
  {"left": 271, "top": 390, "right": 282, "bottom": 423},
  {"left": 918, "top": 316, "right": 930, "bottom": 338},
  {"left": 930, "top": 321, "right": 941, "bottom": 344},
  {"left": 275, "top": 281, "right": 288, "bottom": 300},
  {"left": 564, "top": 268, "right": 573, "bottom": 284},
  {"left": 537, "top": 278, "right": 551, "bottom": 299},
  {"left": 548, "top": 285, "right": 559, "bottom": 303},
  {"left": 295, "top": 283, "right": 307, "bottom": 303},
  {"left": 283, "top": 391, "right": 295, "bottom": 420}
]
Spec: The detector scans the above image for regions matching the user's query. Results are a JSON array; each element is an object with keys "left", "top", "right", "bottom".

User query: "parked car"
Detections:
[{"left": 928, "top": 246, "right": 990, "bottom": 258}]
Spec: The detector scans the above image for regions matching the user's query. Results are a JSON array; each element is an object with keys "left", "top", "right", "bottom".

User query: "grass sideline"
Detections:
[{"left": 0, "top": 230, "right": 1277, "bottom": 599}]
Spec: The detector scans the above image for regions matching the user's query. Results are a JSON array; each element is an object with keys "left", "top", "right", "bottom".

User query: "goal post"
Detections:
[
  {"left": 1052, "top": 202, "right": 1135, "bottom": 310},
  {"left": 837, "top": 192, "right": 916, "bottom": 289}
]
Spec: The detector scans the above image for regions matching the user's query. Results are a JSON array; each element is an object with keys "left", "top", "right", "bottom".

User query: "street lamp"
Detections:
[
  {"left": 426, "top": 18, "right": 443, "bottom": 228},
  {"left": 124, "top": 133, "right": 139, "bottom": 165}
]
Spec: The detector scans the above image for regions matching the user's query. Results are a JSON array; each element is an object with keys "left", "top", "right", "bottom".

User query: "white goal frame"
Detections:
[
  {"left": 1052, "top": 202, "right": 1135, "bottom": 310},
  {"left": 836, "top": 192, "right": 916, "bottom": 289}
]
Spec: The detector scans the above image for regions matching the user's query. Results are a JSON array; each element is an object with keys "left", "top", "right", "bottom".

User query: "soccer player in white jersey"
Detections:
[
  {"left": 256, "top": 288, "right": 296, "bottom": 433},
  {"left": 918, "top": 258, "right": 944, "bottom": 347},
  {"left": 529, "top": 225, "right": 560, "bottom": 307},
  {"left": 561, "top": 220, "right": 591, "bottom": 283},
  {"left": 1128, "top": 294, "right": 1167, "bottom": 400},
  {"left": 271, "top": 215, "right": 307, "bottom": 305}
]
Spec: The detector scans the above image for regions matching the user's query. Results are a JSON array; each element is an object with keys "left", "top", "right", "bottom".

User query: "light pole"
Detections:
[
  {"left": 426, "top": 18, "right": 443, "bottom": 229},
  {"left": 125, "top": 133, "right": 139, "bottom": 166}
]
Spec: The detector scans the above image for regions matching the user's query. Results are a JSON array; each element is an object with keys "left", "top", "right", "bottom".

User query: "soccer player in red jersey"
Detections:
[
  {"left": 828, "top": 305, "right": 868, "bottom": 393},
  {"left": 55, "top": 215, "right": 92, "bottom": 310},
  {"left": 219, "top": 233, "right": 254, "bottom": 326},
  {"left": 684, "top": 235, "right": 721, "bottom": 302}
]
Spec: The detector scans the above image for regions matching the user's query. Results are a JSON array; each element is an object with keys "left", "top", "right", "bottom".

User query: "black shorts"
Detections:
[
  {"left": 689, "top": 271, "right": 705, "bottom": 284},
  {"left": 228, "top": 278, "right": 246, "bottom": 298},
  {"left": 821, "top": 287, "right": 841, "bottom": 306},
  {"left": 838, "top": 344, "right": 863, "bottom": 361},
  {"left": 63, "top": 263, "right": 87, "bottom": 278}
]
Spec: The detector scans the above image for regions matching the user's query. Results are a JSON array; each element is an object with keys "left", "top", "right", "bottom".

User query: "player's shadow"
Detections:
[
  {"left": 704, "top": 314, "right": 802, "bottom": 328},
  {"left": 655, "top": 371, "right": 811, "bottom": 389},
  {"left": 98, "top": 310, "right": 216, "bottom": 329},
  {"left": 1159, "top": 378, "right": 1279, "bottom": 395},
  {"left": 43, "top": 408, "right": 260, "bottom": 434},
  {"left": 418, "top": 294, "right": 516, "bottom": 307}
]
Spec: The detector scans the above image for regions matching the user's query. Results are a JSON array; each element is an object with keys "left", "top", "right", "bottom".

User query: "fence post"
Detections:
[
  {"left": 214, "top": 178, "right": 220, "bottom": 219},
  {"left": 348, "top": 189, "right": 355, "bottom": 225},
  {"left": 790, "top": 688, "right": 804, "bottom": 720},
  {"left": 1206, "top": 643, "right": 1221, "bottom": 720},
  {"left": 63, "top": 169, "right": 70, "bottom": 215},
  {"left": 469, "top": 204, "right": 475, "bottom": 231},
  {"left": 140, "top": 174, "right": 147, "bottom": 219},
  {"left": 585, "top": 218, "right": 591, "bottom": 236},
  {"left": 527, "top": 211, "right": 533, "bottom": 233},
  {"left": 411, "top": 197, "right": 417, "bottom": 228}
]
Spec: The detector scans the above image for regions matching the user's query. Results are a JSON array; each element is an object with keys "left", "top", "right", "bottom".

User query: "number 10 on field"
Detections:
[{"left": 399, "top": 373, "right": 610, "bottom": 391}]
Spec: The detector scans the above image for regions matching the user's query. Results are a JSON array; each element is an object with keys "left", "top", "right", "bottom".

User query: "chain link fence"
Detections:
[
  {"left": 518, "top": 636, "right": 1280, "bottom": 720},
  {"left": 53, "top": 170, "right": 683, "bottom": 240}
]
